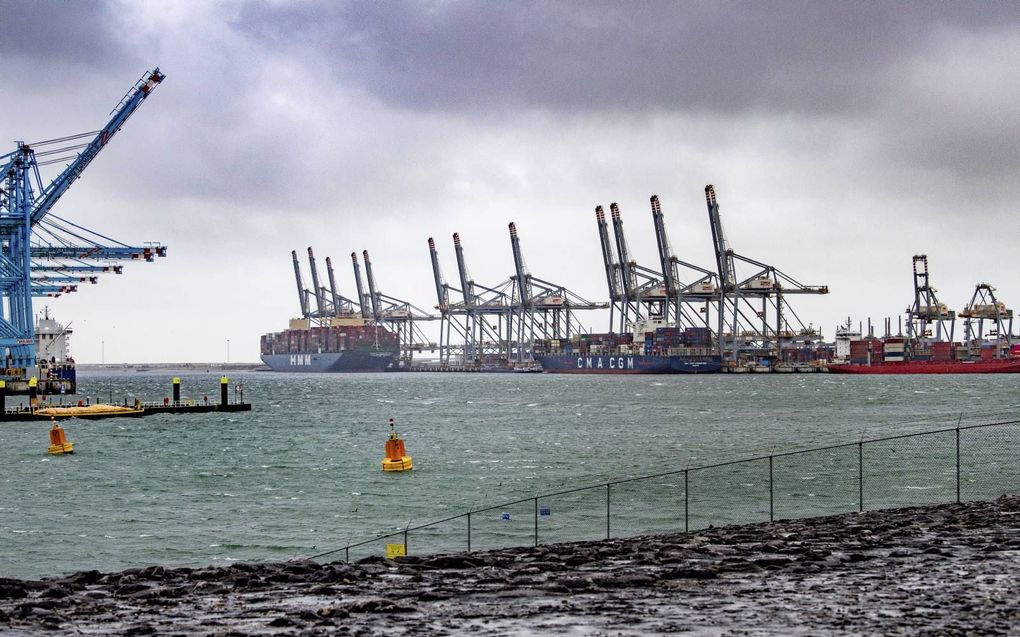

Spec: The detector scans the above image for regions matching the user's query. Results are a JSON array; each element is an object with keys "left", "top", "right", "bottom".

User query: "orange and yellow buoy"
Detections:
[
  {"left": 382, "top": 417, "right": 412, "bottom": 472},
  {"left": 47, "top": 418, "right": 74, "bottom": 455}
]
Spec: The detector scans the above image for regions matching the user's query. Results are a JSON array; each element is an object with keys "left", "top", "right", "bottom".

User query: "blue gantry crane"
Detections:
[{"left": 0, "top": 68, "right": 167, "bottom": 370}]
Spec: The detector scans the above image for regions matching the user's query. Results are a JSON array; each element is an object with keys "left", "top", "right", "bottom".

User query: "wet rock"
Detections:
[
  {"left": 268, "top": 616, "right": 296, "bottom": 627},
  {"left": 265, "top": 571, "right": 304, "bottom": 584},
  {"left": 58, "top": 569, "right": 103, "bottom": 587},
  {"left": 419, "top": 554, "right": 484, "bottom": 570},
  {"left": 114, "top": 582, "right": 151, "bottom": 597},
  {"left": 0, "top": 584, "right": 29, "bottom": 600},
  {"left": 308, "top": 584, "right": 338, "bottom": 596},
  {"left": 346, "top": 598, "right": 418, "bottom": 614},
  {"left": 558, "top": 576, "right": 594, "bottom": 591},
  {"left": 282, "top": 559, "right": 320, "bottom": 575},
  {"left": 187, "top": 567, "right": 224, "bottom": 581},
  {"left": 752, "top": 555, "right": 794, "bottom": 568},
  {"left": 316, "top": 606, "right": 350, "bottom": 619},
  {"left": 140, "top": 565, "right": 166, "bottom": 581},
  {"left": 660, "top": 567, "right": 718, "bottom": 580},
  {"left": 595, "top": 573, "right": 659, "bottom": 588},
  {"left": 41, "top": 584, "right": 74, "bottom": 599}
]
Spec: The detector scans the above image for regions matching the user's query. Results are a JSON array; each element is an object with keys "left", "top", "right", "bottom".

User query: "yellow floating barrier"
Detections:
[
  {"left": 35, "top": 404, "right": 145, "bottom": 419},
  {"left": 47, "top": 419, "right": 74, "bottom": 455},
  {"left": 382, "top": 417, "right": 413, "bottom": 472}
]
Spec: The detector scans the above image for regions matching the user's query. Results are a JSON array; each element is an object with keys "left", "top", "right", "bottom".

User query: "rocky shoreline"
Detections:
[{"left": 2, "top": 495, "right": 1019, "bottom": 635}]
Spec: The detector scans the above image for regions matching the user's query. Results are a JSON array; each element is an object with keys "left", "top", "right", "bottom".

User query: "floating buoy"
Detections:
[
  {"left": 382, "top": 417, "right": 412, "bottom": 472},
  {"left": 47, "top": 418, "right": 74, "bottom": 455}
]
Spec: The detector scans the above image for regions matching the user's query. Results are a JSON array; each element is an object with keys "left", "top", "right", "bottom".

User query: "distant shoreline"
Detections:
[{"left": 76, "top": 363, "right": 267, "bottom": 372}]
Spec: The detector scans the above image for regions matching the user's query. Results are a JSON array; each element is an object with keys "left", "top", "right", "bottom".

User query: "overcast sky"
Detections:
[{"left": 2, "top": 0, "right": 1019, "bottom": 363}]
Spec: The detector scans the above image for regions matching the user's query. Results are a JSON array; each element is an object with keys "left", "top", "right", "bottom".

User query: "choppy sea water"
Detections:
[{"left": 1, "top": 370, "right": 1018, "bottom": 580}]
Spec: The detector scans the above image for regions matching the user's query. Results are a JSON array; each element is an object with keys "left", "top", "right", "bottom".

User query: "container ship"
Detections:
[
  {"left": 260, "top": 316, "right": 399, "bottom": 372},
  {"left": 533, "top": 324, "right": 722, "bottom": 374},
  {"left": 827, "top": 255, "right": 1020, "bottom": 374},
  {"left": 826, "top": 336, "right": 1020, "bottom": 374},
  {"left": 826, "top": 323, "right": 1020, "bottom": 374}
]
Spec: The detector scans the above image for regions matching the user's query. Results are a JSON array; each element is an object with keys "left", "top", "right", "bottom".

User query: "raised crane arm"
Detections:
[
  {"left": 705, "top": 185, "right": 736, "bottom": 292},
  {"left": 362, "top": 250, "right": 382, "bottom": 321},
  {"left": 595, "top": 206, "right": 620, "bottom": 302},
  {"left": 351, "top": 252, "right": 370, "bottom": 319},
  {"left": 307, "top": 247, "right": 326, "bottom": 318},
  {"left": 325, "top": 256, "right": 342, "bottom": 315},
  {"left": 291, "top": 250, "right": 309, "bottom": 318},
  {"left": 453, "top": 233, "right": 475, "bottom": 307},
  {"left": 30, "top": 69, "right": 164, "bottom": 225},
  {"left": 650, "top": 195, "right": 676, "bottom": 298},
  {"left": 508, "top": 222, "right": 530, "bottom": 310},
  {"left": 427, "top": 237, "right": 449, "bottom": 311}
]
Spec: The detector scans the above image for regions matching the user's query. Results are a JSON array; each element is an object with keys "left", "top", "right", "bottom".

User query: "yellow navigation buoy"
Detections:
[
  {"left": 47, "top": 418, "right": 74, "bottom": 455},
  {"left": 382, "top": 417, "right": 412, "bottom": 472}
]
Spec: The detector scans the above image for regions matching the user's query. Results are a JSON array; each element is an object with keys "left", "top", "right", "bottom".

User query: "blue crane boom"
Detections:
[
  {"left": 29, "top": 69, "right": 164, "bottom": 225},
  {"left": 0, "top": 68, "right": 166, "bottom": 369}
]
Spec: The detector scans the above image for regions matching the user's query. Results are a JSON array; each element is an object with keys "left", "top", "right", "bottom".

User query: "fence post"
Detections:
[
  {"left": 345, "top": 544, "right": 350, "bottom": 564},
  {"left": 534, "top": 497, "right": 539, "bottom": 547},
  {"left": 606, "top": 483, "right": 611, "bottom": 540},
  {"left": 467, "top": 512, "right": 472, "bottom": 553},
  {"left": 858, "top": 441, "right": 864, "bottom": 512},
  {"left": 769, "top": 455, "right": 774, "bottom": 522},
  {"left": 404, "top": 523, "right": 410, "bottom": 556},
  {"left": 684, "top": 469, "right": 689, "bottom": 533},
  {"left": 956, "top": 425, "right": 961, "bottom": 504}
]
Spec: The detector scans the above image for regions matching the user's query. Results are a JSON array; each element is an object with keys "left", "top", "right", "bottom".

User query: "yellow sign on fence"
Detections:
[{"left": 385, "top": 543, "right": 406, "bottom": 559}]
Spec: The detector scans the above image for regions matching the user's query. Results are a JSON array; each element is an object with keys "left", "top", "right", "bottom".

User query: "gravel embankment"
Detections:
[{"left": 2, "top": 495, "right": 1019, "bottom": 635}]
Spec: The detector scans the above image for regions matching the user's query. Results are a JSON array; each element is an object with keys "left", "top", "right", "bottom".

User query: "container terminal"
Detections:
[
  {"left": 267, "top": 185, "right": 831, "bottom": 374},
  {"left": 267, "top": 186, "right": 1019, "bottom": 375}
]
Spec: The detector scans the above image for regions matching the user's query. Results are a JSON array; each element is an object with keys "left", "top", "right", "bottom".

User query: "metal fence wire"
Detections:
[{"left": 309, "top": 419, "right": 1020, "bottom": 563}]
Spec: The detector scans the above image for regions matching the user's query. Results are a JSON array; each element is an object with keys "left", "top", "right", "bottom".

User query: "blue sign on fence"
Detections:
[
  {"left": 501, "top": 512, "right": 510, "bottom": 521},
  {"left": 539, "top": 507, "right": 551, "bottom": 516}
]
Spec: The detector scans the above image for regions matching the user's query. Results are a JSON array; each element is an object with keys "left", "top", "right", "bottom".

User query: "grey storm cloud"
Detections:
[
  {"left": 0, "top": 0, "right": 128, "bottom": 67},
  {"left": 232, "top": 0, "right": 1020, "bottom": 115}
]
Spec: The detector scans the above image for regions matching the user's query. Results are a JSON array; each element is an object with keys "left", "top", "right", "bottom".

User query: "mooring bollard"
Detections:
[
  {"left": 172, "top": 377, "right": 181, "bottom": 405},
  {"left": 220, "top": 376, "right": 228, "bottom": 406},
  {"left": 28, "top": 377, "right": 38, "bottom": 410}
]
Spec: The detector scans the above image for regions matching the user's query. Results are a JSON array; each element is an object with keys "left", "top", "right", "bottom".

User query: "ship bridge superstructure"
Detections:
[{"left": 0, "top": 68, "right": 168, "bottom": 368}]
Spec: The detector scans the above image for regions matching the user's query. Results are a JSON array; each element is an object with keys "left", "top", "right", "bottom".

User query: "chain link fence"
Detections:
[{"left": 311, "top": 419, "right": 1020, "bottom": 563}]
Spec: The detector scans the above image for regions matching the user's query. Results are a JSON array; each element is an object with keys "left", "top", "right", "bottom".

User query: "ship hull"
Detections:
[
  {"left": 535, "top": 354, "right": 722, "bottom": 374},
  {"left": 261, "top": 351, "right": 396, "bottom": 373},
  {"left": 827, "top": 359, "right": 1020, "bottom": 374}
]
